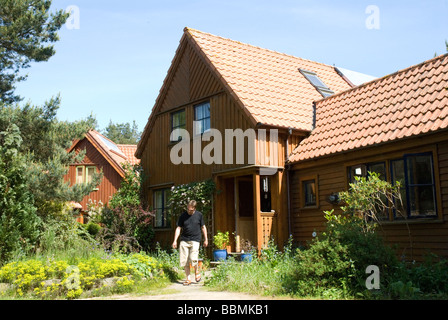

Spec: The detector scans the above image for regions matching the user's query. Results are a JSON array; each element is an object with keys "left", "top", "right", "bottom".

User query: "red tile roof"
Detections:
[
  {"left": 185, "top": 28, "right": 353, "bottom": 131},
  {"left": 289, "top": 53, "right": 448, "bottom": 162},
  {"left": 117, "top": 144, "right": 139, "bottom": 165},
  {"left": 136, "top": 28, "right": 353, "bottom": 157}
]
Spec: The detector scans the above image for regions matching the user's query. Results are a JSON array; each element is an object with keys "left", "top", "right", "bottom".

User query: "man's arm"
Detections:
[
  {"left": 172, "top": 226, "right": 181, "bottom": 249},
  {"left": 202, "top": 225, "right": 208, "bottom": 247}
]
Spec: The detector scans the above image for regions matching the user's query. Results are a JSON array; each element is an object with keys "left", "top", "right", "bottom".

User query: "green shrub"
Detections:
[
  {"left": 290, "top": 210, "right": 398, "bottom": 298},
  {"left": 0, "top": 252, "right": 173, "bottom": 299},
  {"left": 85, "top": 222, "right": 101, "bottom": 237}
]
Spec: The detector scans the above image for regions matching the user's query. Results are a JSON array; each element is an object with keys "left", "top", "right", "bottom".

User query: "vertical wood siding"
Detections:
[{"left": 66, "top": 139, "right": 122, "bottom": 210}]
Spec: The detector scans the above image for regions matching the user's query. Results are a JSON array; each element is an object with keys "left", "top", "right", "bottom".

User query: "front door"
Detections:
[{"left": 236, "top": 176, "right": 255, "bottom": 248}]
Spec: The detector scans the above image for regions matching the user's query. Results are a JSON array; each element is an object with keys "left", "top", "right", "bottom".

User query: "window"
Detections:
[
  {"left": 303, "top": 180, "right": 316, "bottom": 207},
  {"left": 171, "top": 109, "right": 186, "bottom": 142},
  {"left": 391, "top": 153, "right": 437, "bottom": 219},
  {"left": 86, "top": 166, "right": 96, "bottom": 184},
  {"left": 299, "top": 69, "right": 335, "bottom": 98},
  {"left": 300, "top": 175, "right": 318, "bottom": 208},
  {"left": 76, "top": 166, "right": 84, "bottom": 184},
  {"left": 194, "top": 102, "right": 210, "bottom": 135},
  {"left": 260, "top": 176, "right": 271, "bottom": 212},
  {"left": 349, "top": 162, "right": 386, "bottom": 183},
  {"left": 154, "top": 188, "right": 171, "bottom": 228},
  {"left": 76, "top": 165, "right": 97, "bottom": 186},
  {"left": 348, "top": 153, "right": 437, "bottom": 220}
]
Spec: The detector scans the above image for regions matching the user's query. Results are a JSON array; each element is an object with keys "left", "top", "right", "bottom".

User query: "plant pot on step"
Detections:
[
  {"left": 213, "top": 231, "right": 230, "bottom": 261},
  {"left": 240, "top": 252, "right": 252, "bottom": 262},
  {"left": 213, "top": 249, "right": 228, "bottom": 261}
]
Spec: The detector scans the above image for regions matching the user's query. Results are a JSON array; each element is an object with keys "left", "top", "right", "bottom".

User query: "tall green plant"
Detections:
[
  {"left": 0, "top": 124, "right": 41, "bottom": 263},
  {"left": 339, "top": 171, "right": 403, "bottom": 230},
  {"left": 99, "top": 164, "right": 154, "bottom": 253},
  {"left": 291, "top": 173, "right": 402, "bottom": 297}
]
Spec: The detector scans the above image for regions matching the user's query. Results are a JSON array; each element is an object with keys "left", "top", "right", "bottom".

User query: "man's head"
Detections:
[{"left": 187, "top": 200, "right": 197, "bottom": 215}]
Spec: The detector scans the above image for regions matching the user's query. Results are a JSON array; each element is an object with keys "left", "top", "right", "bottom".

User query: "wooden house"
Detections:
[
  {"left": 135, "top": 28, "right": 354, "bottom": 250},
  {"left": 66, "top": 129, "right": 139, "bottom": 223},
  {"left": 289, "top": 53, "right": 448, "bottom": 261}
]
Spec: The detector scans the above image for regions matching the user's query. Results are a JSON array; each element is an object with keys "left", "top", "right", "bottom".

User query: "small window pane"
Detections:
[
  {"left": 409, "top": 185, "right": 436, "bottom": 217},
  {"left": 406, "top": 155, "right": 434, "bottom": 185},
  {"left": 76, "top": 167, "right": 84, "bottom": 184},
  {"left": 195, "top": 105, "right": 203, "bottom": 120},
  {"left": 194, "top": 102, "right": 211, "bottom": 134},
  {"left": 368, "top": 162, "right": 386, "bottom": 180},
  {"left": 86, "top": 167, "right": 96, "bottom": 184},
  {"left": 204, "top": 117, "right": 210, "bottom": 132},
  {"left": 153, "top": 189, "right": 171, "bottom": 228},
  {"left": 171, "top": 110, "right": 186, "bottom": 142},
  {"left": 260, "top": 176, "right": 271, "bottom": 212},
  {"left": 303, "top": 180, "right": 316, "bottom": 207}
]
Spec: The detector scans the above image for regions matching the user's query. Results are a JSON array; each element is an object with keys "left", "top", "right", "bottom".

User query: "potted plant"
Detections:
[
  {"left": 240, "top": 239, "right": 254, "bottom": 262},
  {"left": 213, "top": 231, "right": 229, "bottom": 261}
]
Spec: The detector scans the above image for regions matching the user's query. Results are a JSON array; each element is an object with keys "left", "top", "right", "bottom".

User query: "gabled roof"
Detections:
[
  {"left": 69, "top": 130, "right": 139, "bottom": 177},
  {"left": 289, "top": 53, "right": 448, "bottom": 163},
  {"left": 136, "top": 27, "right": 353, "bottom": 158}
]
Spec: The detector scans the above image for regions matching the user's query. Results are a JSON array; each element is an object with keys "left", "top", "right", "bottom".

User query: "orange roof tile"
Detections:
[
  {"left": 185, "top": 28, "right": 353, "bottom": 132},
  {"left": 289, "top": 53, "right": 448, "bottom": 163},
  {"left": 117, "top": 144, "right": 140, "bottom": 165}
]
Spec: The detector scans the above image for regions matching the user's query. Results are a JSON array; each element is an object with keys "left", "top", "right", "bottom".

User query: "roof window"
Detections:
[{"left": 299, "top": 69, "right": 334, "bottom": 98}]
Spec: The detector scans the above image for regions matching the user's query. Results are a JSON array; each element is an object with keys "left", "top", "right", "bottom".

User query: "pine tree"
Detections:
[{"left": 0, "top": 0, "right": 69, "bottom": 103}]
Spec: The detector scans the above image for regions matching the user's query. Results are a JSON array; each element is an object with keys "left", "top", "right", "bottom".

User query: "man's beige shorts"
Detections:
[{"left": 179, "top": 241, "right": 200, "bottom": 267}]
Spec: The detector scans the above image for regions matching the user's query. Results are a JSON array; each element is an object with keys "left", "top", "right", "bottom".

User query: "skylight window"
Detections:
[
  {"left": 299, "top": 69, "right": 335, "bottom": 98},
  {"left": 97, "top": 134, "right": 125, "bottom": 157}
]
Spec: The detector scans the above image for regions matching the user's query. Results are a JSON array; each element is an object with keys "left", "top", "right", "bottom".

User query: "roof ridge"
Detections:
[
  {"left": 316, "top": 52, "right": 448, "bottom": 105},
  {"left": 183, "top": 27, "right": 337, "bottom": 70}
]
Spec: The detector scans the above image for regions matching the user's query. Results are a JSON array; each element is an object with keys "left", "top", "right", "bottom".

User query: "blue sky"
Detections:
[{"left": 14, "top": 0, "right": 448, "bottom": 132}]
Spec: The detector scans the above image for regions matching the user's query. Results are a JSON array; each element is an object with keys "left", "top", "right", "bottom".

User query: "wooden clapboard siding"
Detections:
[
  {"left": 290, "top": 132, "right": 448, "bottom": 261},
  {"left": 66, "top": 138, "right": 122, "bottom": 210}
]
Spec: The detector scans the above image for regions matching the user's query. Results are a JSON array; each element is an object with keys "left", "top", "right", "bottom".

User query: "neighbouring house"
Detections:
[
  {"left": 289, "top": 53, "right": 448, "bottom": 261},
  {"left": 66, "top": 129, "right": 139, "bottom": 223},
  {"left": 136, "top": 27, "right": 360, "bottom": 251},
  {"left": 136, "top": 27, "right": 448, "bottom": 261}
]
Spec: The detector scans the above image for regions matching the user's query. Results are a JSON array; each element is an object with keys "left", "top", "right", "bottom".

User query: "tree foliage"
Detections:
[
  {"left": 0, "top": 99, "right": 102, "bottom": 262},
  {"left": 0, "top": 123, "right": 41, "bottom": 262},
  {"left": 167, "top": 179, "right": 216, "bottom": 223},
  {"left": 102, "top": 120, "right": 141, "bottom": 145},
  {"left": 0, "top": 99, "right": 102, "bottom": 211},
  {"left": 0, "top": 0, "right": 69, "bottom": 102}
]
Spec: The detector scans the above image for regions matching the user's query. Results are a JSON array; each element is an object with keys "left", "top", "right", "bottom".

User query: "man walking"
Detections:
[{"left": 172, "top": 200, "right": 208, "bottom": 285}]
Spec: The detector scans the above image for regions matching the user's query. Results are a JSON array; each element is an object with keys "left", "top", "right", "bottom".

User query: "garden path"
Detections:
[{"left": 90, "top": 271, "right": 280, "bottom": 300}]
